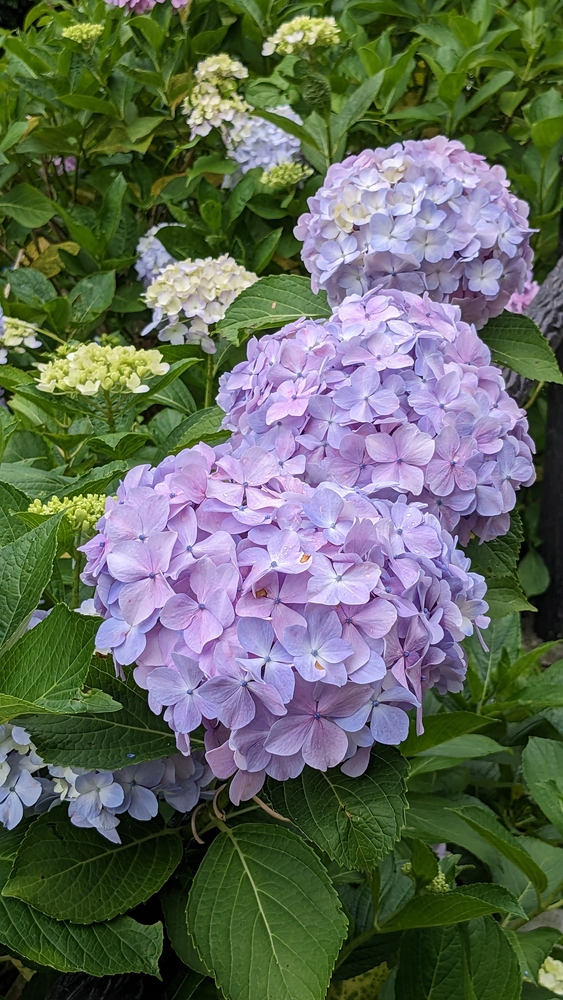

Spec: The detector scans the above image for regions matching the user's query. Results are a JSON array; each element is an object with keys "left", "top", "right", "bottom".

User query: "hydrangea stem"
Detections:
[
  {"left": 204, "top": 353, "right": 214, "bottom": 409},
  {"left": 103, "top": 390, "right": 117, "bottom": 432},
  {"left": 71, "top": 532, "right": 85, "bottom": 610}
]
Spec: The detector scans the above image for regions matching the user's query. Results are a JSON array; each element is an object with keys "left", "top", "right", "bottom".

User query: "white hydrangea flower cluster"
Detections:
[
  {"left": 36, "top": 343, "right": 169, "bottom": 396},
  {"left": 223, "top": 105, "right": 303, "bottom": 184},
  {"left": 182, "top": 54, "right": 250, "bottom": 139},
  {"left": 61, "top": 24, "right": 104, "bottom": 44},
  {"left": 143, "top": 254, "right": 257, "bottom": 352},
  {"left": 539, "top": 957, "right": 563, "bottom": 996},
  {"left": 135, "top": 223, "right": 178, "bottom": 286},
  {"left": 0, "top": 317, "right": 42, "bottom": 364},
  {"left": 262, "top": 15, "right": 341, "bottom": 56},
  {"left": 261, "top": 161, "right": 313, "bottom": 188}
]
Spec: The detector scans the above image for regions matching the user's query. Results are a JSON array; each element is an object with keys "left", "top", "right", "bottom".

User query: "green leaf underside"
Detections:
[
  {"left": 0, "top": 605, "right": 119, "bottom": 722},
  {"left": 187, "top": 823, "right": 348, "bottom": 1000},
  {"left": 23, "top": 661, "right": 176, "bottom": 769},
  {"left": 0, "top": 858, "right": 162, "bottom": 976},
  {"left": 386, "top": 882, "right": 526, "bottom": 928},
  {"left": 269, "top": 747, "right": 408, "bottom": 870},
  {"left": 3, "top": 814, "right": 183, "bottom": 923},
  {"left": 216, "top": 275, "right": 331, "bottom": 342},
  {"left": 480, "top": 312, "right": 563, "bottom": 384}
]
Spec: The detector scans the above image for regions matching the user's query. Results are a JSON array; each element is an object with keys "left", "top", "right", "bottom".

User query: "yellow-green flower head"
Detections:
[
  {"left": 261, "top": 161, "right": 313, "bottom": 189},
  {"left": 539, "top": 957, "right": 563, "bottom": 996},
  {"left": 61, "top": 24, "right": 104, "bottom": 44},
  {"left": 427, "top": 871, "right": 451, "bottom": 893},
  {"left": 262, "top": 16, "right": 340, "bottom": 56},
  {"left": 36, "top": 343, "right": 169, "bottom": 396},
  {"left": 0, "top": 317, "right": 42, "bottom": 355},
  {"left": 28, "top": 493, "right": 107, "bottom": 534},
  {"left": 194, "top": 54, "right": 248, "bottom": 87}
]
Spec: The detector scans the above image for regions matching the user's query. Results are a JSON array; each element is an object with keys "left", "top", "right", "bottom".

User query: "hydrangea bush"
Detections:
[{"left": 0, "top": 1, "right": 563, "bottom": 998}]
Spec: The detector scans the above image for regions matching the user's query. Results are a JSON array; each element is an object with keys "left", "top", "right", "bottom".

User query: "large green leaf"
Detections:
[
  {"left": 0, "top": 604, "right": 120, "bottom": 722},
  {"left": 400, "top": 712, "right": 492, "bottom": 756},
  {"left": 0, "top": 481, "right": 29, "bottom": 545},
  {"left": 385, "top": 882, "right": 526, "bottom": 929},
  {"left": 6, "top": 269, "right": 57, "bottom": 306},
  {"left": 0, "top": 183, "right": 55, "bottom": 228},
  {"left": 4, "top": 814, "right": 182, "bottom": 923},
  {"left": 23, "top": 661, "right": 176, "bottom": 769},
  {"left": 216, "top": 275, "right": 331, "bottom": 344},
  {"left": 157, "top": 406, "right": 226, "bottom": 459},
  {"left": 187, "top": 823, "right": 347, "bottom": 1000},
  {"left": 522, "top": 738, "right": 563, "bottom": 835},
  {"left": 452, "top": 806, "right": 547, "bottom": 893},
  {"left": 53, "top": 460, "right": 128, "bottom": 500},
  {"left": 465, "top": 512, "right": 523, "bottom": 579},
  {"left": 480, "top": 313, "right": 563, "bottom": 384},
  {"left": 0, "top": 517, "right": 59, "bottom": 650},
  {"left": 395, "top": 918, "right": 521, "bottom": 1000},
  {"left": 505, "top": 927, "right": 562, "bottom": 984},
  {"left": 0, "top": 858, "right": 162, "bottom": 976},
  {"left": 408, "top": 734, "right": 506, "bottom": 775},
  {"left": 269, "top": 747, "right": 408, "bottom": 870},
  {"left": 68, "top": 272, "right": 116, "bottom": 325}
]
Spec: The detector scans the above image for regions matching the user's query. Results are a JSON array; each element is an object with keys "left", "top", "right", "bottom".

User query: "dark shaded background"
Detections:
[{"left": 0, "top": 0, "right": 35, "bottom": 30}]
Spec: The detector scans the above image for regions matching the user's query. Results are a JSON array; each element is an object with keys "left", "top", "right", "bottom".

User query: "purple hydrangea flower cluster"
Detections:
[
  {"left": 506, "top": 277, "right": 539, "bottom": 314},
  {"left": 82, "top": 445, "right": 488, "bottom": 803},
  {"left": 295, "top": 136, "right": 533, "bottom": 328},
  {"left": 104, "top": 0, "right": 189, "bottom": 11},
  {"left": 218, "top": 287, "right": 535, "bottom": 544}
]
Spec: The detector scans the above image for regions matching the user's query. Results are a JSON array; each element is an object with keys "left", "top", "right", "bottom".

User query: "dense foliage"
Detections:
[{"left": 1, "top": 1, "right": 563, "bottom": 999}]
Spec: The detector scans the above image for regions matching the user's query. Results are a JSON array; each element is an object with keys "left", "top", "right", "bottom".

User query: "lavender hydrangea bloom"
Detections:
[
  {"left": 223, "top": 106, "right": 303, "bottom": 186},
  {"left": 83, "top": 445, "right": 489, "bottom": 801},
  {"left": 295, "top": 137, "right": 534, "bottom": 327},
  {"left": 135, "top": 224, "right": 178, "bottom": 285},
  {"left": 218, "top": 287, "right": 535, "bottom": 542},
  {"left": 105, "top": 0, "right": 189, "bottom": 11}
]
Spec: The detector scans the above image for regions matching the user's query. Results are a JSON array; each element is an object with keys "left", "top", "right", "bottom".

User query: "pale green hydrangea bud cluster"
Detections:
[
  {"left": 182, "top": 55, "right": 250, "bottom": 139},
  {"left": 143, "top": 254, "right": 257, "bottom": 352},
  {"left": 36, "top": 343, "right": 169, "bottom": 396},
  {"left": 61, "top": 23, "right": 104, "bottom": 44},
  {"left": 262, "top": 16, "right": 340, "bottom": 56},
  {"left": 539, "top": 957, "right": 563, "bottom": 996},
  {"left": 261, "top": 161, "right": 313, "bottom": 189},
  {"left": 28, "top": 493, "right": 108, "bottom": 534},
  {"left": 0, "top": 317, "right": 42, "bottom": 364}
]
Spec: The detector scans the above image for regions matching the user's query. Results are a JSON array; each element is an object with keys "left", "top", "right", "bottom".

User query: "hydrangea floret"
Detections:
[
  {"left": 262, "top": 16, "right": 341, "bottom": 56},
  {"left": 0, "top": 721, "right": 212, "bottom": 841},
  {"left": 81, "top": 443, "right": 488, "bottom": 804},
  {"left": 182, "top": 56, "right": 250, "bottom": 139},
  {"left": 223, "top": 106, "right": 303, "bottom": 182},
  {"left": 218, "top": 287, "right": 535, "bottom": 543},
  {"left": 36, "top": 343, "right": 169, "bottom": 395},
  {"left": 143, "top": 255, "right": 257, "bottom": 351},
  {"left": 506, "top": 277, "right": 539, "bottom": 314},
  {"left": 135, "top": 223, "right": 178, "bottom": 286},
  {"left": 28, "top": 494, "right": 108, "bottom": 534},
  {"left": 261, "top": 162, "right": 313, "bottom": 189},
  {"left": 61, "top": 24, "right": 104, "bottom": 44},
  {"left": 295, "top": 136, "right": 534, "bottom": 327},
  {"left": 104, "top": 0, "right": 189, "bottom": 12},
  {"left": 0, "top": 317, "right": 41, "bottom": 364},
  {"left": 539, "top": 958, "right": 563, "bottom": 996}
]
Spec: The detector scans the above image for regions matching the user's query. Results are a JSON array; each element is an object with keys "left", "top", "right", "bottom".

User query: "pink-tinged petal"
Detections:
[
  {"left": 205, "top": 591, "right": 235, "bottom": 629},
  {"left": 116, "top": 627, "right": 147, "bottom": 665},
  {"left": 403, "top": 526, "right": 442, "bottom": 558},
  {"left": 146, "top": 531, "right": 177, "bottom": 573},
  {"left": 371, "top": 464, "right": 400, "bottom": 489},
  {"left": 96, "top": 617, "right": 129, "bottom": 649},
  {"left": 426, "top": 461, "right": 455, "bottom": 496},
  {"left": 107, "top": 541, "right": 152, "bottom": 583},
  {"left": 229, "top": 769, "right": 266, "bottom": 805},
  {"left": 370, "top": 704, "right": 410, "bottom": 744},
  {"left": 171, "top": 697, "right": 203, "bottom": 733},
  {"left": 160, "top": 594, "right": 198, "bottom": 631},
  {"left": 146, "top": 667, "right": 187, "bottom": 706},
  {"left": 302, "top": 718, "right": 348, "bottom": 770},
  {"left": 119, "top": 577, "right": 172, "bottom": 626},
  {"left": 454, "top": 466, "right": 477, "bottom": 491},
  {"left": 206, "top": 742, "right": 237, "bottom": 779},
  {"left": 398, "top": 427, "right": 435, "bottom": 465},
  {"left": 397, "top": 464, "right": 424, "bottom": 495},
  {"left": 365, "top": 433, "right": 397, "bottom": 464},
  {"left": 183, "top": 608, "right": 225, "bottom": 654},
  {"left": 352, "top": 599, "right": 398, "bottom": 638},
  {"left": 265, "top": 716, "right": 311, "bottom": 756}
]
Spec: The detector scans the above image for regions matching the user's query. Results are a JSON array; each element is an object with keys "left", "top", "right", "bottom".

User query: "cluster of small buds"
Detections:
[
  {"left": 262, "top": 16, "right": 341, "bottom": 56},
  {"left": 218, "top": 287, "right": 535, "bottom": 543},
  {"left": 28, "top": 494, "right": 108, "bottom": 534},
  {"left": 261, "top": 162, "right": 313, "bottom": 189},
  {"left": 295, "top": 137, "right": 534, "bottom": 328},
  {"left": 0, "top": 317, "right": 41, "bottom": 364},
  {"left": 104, "top": 0, "right": 189, "bottom": 12},
  {"left": 82, "top": 444, "right": 488, "bottom": 804},
  {"left": 135, "top": 223, "right": 178, "bottom": 286},
  {"left": 183, "top": 56, "right": 250, "bottom": 139},
  {"left": 506, "top": 277, "right": 539, "bottom": 314},
  {"left": 223, "top": 106, "right": 303, "bottom": 184},
  {"left": 143, "top": 255, "right": 257, "bottom": 352},
  {"left": 539, "top": 958, "right": 563, "bottom": 996},
  {"left": 61, "top": 24, "right": 104, "bottom": 44},
  {"left": 36, "top": 343, "right": 169, "bottom": 396}
]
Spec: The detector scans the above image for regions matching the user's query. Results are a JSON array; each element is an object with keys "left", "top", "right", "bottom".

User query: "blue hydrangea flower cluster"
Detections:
[
  {"left": 295, "top": 137, "right": 534, "bottom": 328},
  {"left": 135, "top": 223, "right": 178, "bottom": 286},
  {"left": 218, "top": 288, "right": 535, "bottom": 544},
  {"left": 80, "top": 446, "right": 488, "bottom": 803},
  {"left": 223, "top": 105, "right": 303, "bottom": 185}
]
